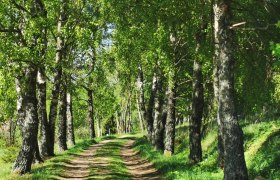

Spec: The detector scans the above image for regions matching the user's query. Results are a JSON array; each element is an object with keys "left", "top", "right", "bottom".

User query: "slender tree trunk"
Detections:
[
  {"left": 189, "top": 19, "right": 206, "bottom": 164},
  {"left": 116, "top": 111, "right": 121, "bottom": 134},
  {"left": 97, "top": 116, "right": 102, "bottom": 137},
  {"left": 127, "top": 101, "right": 131, "bottom": 133},
  {"left": 136, "top": 93, "right": 145, "bottom": 132},
  {"left": 9, "top": 119, "right": 14, "bottom": 145},
  {"left": 37, "top": 68, "right": 51, "bottom": 157},
  {"left": 88, "top": 89, "right": 95, "bottom": 139},
  {"left": 12, "top": 66, "right": 39, "bottom": 174},
  {"left": 48, "top": 0, "right": 67, "bottom": 155},
  {"left": 213, "top": 1, "right": 248, "bottom": 179},
  {"left": 152, "top": 77, "right": 165, "bottom": 150},
  {"left": 164, "top": 31, "right": 178, "bottom": 156},
  {"left": 67, "top": 90, "right": 75, "bottom": 146},
  {"left": 57, "top": 79, "right": 68, "bottom": 151},
  {"left": 214, "top": 50, "right": 224, "bottom": 168},
  {"left": 127, "top": 90, "right": 132, "bottom": 133},
  {"left": 164, "top": 78, "right": 176, "bottom": 156},
  {"left": 160, "top": 104, "right": 167, "bottom": 150},
  {"left": 189, "top": 59, "right": 204, "bottom": 163},
  {"left": 146, "top": 72, "right": 157, "bottom": 141},
  {"left": 123, "top": 98, "right": 129, "bottom": 133},
  {"left": 138, "top": 64, "right": 146, "bottom": 130},
  {"left": 212, "top": 1, "right": 224, "bottom": 168},
  {"left": 15, "top": 77, "right": 25, "bottom": 128}
]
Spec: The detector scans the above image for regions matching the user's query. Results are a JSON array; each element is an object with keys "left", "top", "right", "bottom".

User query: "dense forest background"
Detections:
[{"left": 0, "top": 0, "right": 280, "bottom": 179}]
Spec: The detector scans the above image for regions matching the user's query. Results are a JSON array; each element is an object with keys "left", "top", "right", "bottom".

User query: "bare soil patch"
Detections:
[
  {"left": 57, "top": 140, "right": 112, "bottom": 180},
  {"left": 121, "top": 139, "right": 162, "bottom": 180}
]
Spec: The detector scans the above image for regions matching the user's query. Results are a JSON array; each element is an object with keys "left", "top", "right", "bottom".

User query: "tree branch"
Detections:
[{"left": 0, "top": 28, "right": 20, "bottom": 33}]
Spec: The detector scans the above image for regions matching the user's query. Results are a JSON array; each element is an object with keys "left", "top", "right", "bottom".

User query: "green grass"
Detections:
[
  {"left": 0, "top": 135, "right": 116, "bottom": 180},
  {"left": 1, "top": 120, "right": 279, "bottom": 180},
  {"left": 243, "top": 121, "right": 280, "bottom": 179},
  {"left": 133, "top": 120, "right": 280, "bottom": 180}
]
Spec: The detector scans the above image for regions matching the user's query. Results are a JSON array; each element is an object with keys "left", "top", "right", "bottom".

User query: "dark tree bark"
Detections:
[
  {"left": 189, "top": 18, "right": 206, "bottom": 164},
  {"left": 33, "top": 140, "right": 43, "bottom": 164},
  {"left": 164, "top": 31, "right": 178, "bottom": 156},
  {"left": 164, "top": 79, "right": 176, "bottom": 156},
  {"left": 48, "top": 65, "right": 62, "bottom": 155},
  {"left": 88, "top": 89, "right": 95, "bottom": 139},
  {"left": 157, "top": 103, "right": 167, "bottom": 151},
  {"left": 146, "top": 72, "right": 157, "bottom": 141},
  {"left": 213, "top": 1, "right": 248, "bottom": 179},
  {"left": 67, "top": 90, "right": 75, "bottom": 146},
  {"left": 37, "top": 68, "right": 51, "bottom": 157},
  {"left": 57, "top": 80, "right": 68, "bottom": 151},
  {"left": 212, "top": 0, "right": 224, "bottom": 168},
  {"left": 152, "top": 77, "right": 165, "bottom": 150},
  {"left": 12, "top": 66, "right": 39, "bottom": 174},
  {"left": 189, "top": 59, "right": 204, "bottom": 163},
  {"left": 48, "top": 0, "right": 67, "bottom": 155},
  {"left": 214, "top": 56, "right": 224, "bottom": 168}
]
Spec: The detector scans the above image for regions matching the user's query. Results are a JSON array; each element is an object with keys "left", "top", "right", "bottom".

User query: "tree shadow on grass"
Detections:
[
  {"left": 248, "top": 129, "right": 280, "bottom": 179},
  {"left": 133, "top": 137, "right": 222, "bottom": 180}
]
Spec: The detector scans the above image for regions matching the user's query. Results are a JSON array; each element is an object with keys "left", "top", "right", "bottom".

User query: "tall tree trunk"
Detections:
[
  {"left": 152, "top": 77, "right": 165, "bottom": 150},
  {"left": 137, "top": 64, "right": 146, "bottom": 130},
  {"left": 213, "top": 1, "right": 248, "bottom": 179},
  {"left": 146, "top": 72, "right": 157, "bottom": 141},
  {"left": 189, "top": 59, "right": 204, "bottom": 163},
  {"left": 57, "top": 79, "right": 68, "bottom": 151},
  {"left": 164, "top": 30, "right": 178, "bottom": 156},
  {"left": 116, "top": 111, "right": 121, "bottom": 134},
  {"left": 48, "top": 0, "right": 67, "bottom": 155},
  {"left": 67, "top": 90, "right": 75, "bottom": 146},
  {"left": 37, "top": 68, "right": 51, "bottom": 157},
  {"left": 123, "top": 98, "right": 129, "bottom": 133},
  {"left": 160, "top": 105, "right": 167, "bottom": 150},
  {"left": 212, "top": 1, "right": 224, "bottom": 168},
  {"left": 214, "top": 46, "right": 224, "bottom": 168},
  {"left": 164, "top": 78, "right": 176, "bottom": 156},
  {"left": 127, "top": 90, "right": 132, "bottom": 133},
  {"left": 15, "top": 77, "right": 25, "bottom": 128},
  {"left": 48, "top": 59, "right": 62, "bottom": 155},
  {"left": 136, "top": 93, "right": 145, "bottom": 132},
  {"left": 189, "top": 19, "right": 206, "bottom": 164},
  {"left": 88, "top": 89, "right": 95, "bottom": 139},
  {"left": 12, "top": 66, "right": 39, "bottom": 174}
]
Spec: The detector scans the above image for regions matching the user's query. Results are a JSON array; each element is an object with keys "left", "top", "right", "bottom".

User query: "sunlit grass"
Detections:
[
  {"left": 0, "top": 135, "right": 117, "bottom": 180},
  {"left": 134, "top": 120, "right": 280, "bottom": 180}
]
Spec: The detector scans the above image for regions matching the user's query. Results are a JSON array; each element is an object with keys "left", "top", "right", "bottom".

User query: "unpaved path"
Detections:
[
  {"left": 57, "top": 140, "right": 112, "bottom": 180},
  {"left": 55, "top": 137, "right": 162, "bottom": 180},
  {"left": 121, "top": 139, "right": 162, "bottom": 180}
]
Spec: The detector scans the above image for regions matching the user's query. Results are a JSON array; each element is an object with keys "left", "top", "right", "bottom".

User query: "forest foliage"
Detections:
[{"left": 0, "top": 0, "right": 279, "bottom": 179}]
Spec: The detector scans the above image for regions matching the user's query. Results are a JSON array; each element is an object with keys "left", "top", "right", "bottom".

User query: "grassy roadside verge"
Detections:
[
  {"left": 133, "top": 120, "right": 280, "bottom": 180},
  {"left": 0, "top": 135, "right": 116, "bottom": 180}
]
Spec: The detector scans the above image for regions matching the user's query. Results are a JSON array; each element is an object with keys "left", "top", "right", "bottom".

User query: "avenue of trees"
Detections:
[{"left": 0, "top": 0, "right": 279, "bottom": 179}]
